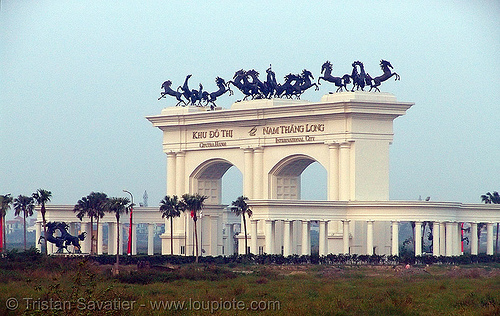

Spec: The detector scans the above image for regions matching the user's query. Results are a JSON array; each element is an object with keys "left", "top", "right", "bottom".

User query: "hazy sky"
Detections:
[{"left": 1, "top": 1, "right": 499, "bottom": 210}]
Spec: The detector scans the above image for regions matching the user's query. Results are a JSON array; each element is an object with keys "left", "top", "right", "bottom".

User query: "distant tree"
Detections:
[
  {"left": 73, "top": 192, "right": 107, "bottom": 254},
  {"left": 0, "top": 194, "right": 13, "bottom": 252},
  {"left": 231, "top": 196, "right": 252, "bottom": 255},
  {"left": 103, "top": 197, "right": 132, "bottom": 274},
  {"left": 32, "top": 189, "right": 52, "bottom": 255},
  {"left": 13, "top": 195, "right": 35, "bottom": 250},
  {"left": 481, "top": 191, "right": 500, "bottom": 253},
  {"left": 159, "top": 195, "right": 182, "bottom": 255},
  {"left": 180, "top": 194, "right": 208, "bottom": 263}
]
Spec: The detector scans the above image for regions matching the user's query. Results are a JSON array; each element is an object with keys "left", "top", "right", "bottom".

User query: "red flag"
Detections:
[{"left": 190, "top": 210, "right": 194, "bottom": 218}]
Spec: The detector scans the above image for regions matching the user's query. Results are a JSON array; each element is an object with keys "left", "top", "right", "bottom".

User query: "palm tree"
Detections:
[
  {"left": 73, "top": 192, "right": 107, "bottom": 254},
  {"left": 32, "top": 189, "right": 52, "bottom": 255},
  {"left": 159, "top": 195, "right": 182, "bottom": 255},
  {"left": 89, "top": 192, "right": 107, "bottom": 254},
  {"left": 13, "top": 195, "right": 35, "bottom": 250},
  {"left": 231, "top": 196, "right": 252, "bottom": 255},
  {"left": 0, "top": 194, "right": 13, "bottom": 253},
  {"left": 481, "top": 191, "right": 500, "bottom": 253},
  {"left": 180, "top": 193, "right": 207, "bottom": 263},
  {"left": 103, "top": 197, "right": 132, "bottom": 274}
]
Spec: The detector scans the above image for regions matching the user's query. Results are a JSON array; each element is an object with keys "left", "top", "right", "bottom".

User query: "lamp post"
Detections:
[{"left": 123, "top": 190, "right": 133, "bottom": 256}]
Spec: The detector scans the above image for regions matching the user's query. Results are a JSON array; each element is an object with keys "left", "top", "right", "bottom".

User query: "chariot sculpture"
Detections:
[{"left": 159, "top": 60, "right": 399, "bottom": 109}]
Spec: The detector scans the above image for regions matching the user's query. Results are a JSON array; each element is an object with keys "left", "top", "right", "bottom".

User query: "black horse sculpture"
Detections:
[
  {"left": 207, "top": 77, "right": 233, "bottom": 109},
  {"left": 365, "top": 60, "right": 400, "bottom": 92},
  {"left": 159, "top": 80, "right": 185, "bottom": 106},
  {"left": 38, "top": 221, "right": 86, "bottom": 254},
  {"left": 318, "top": 61, "right": 351, "bottom": 92},
  {"left": 350, "top": 61, "right": 368, "bottom": 91}
]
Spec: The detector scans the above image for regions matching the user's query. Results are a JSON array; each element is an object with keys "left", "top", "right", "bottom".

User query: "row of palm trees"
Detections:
[
  {"left": 159, "top": 194, "right": 252, "bottom": 262},
  {"left": 0, "top": 189, "right": 52, "bottom": 253}
]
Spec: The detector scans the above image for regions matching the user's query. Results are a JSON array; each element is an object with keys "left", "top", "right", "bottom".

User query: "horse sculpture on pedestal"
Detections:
[{"left": 38, "top": 222, "right": 86, "bottom": 254}]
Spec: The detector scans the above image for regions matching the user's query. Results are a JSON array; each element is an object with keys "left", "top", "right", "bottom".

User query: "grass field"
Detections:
[{"left": 1, "top": 253, "right": 500, "bottom": 315}]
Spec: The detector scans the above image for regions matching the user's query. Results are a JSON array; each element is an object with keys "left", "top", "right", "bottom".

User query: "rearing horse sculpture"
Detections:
[
  {"left": 317, "top": 61, "right": 350, "bottom": 92},
  {"left": 366, "top": 60, "right": 400, "bottom": 92}
]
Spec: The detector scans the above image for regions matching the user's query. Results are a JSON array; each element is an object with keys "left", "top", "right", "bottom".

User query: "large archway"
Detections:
[{"left": 269, "top": 154, "right": 326, "bottom": 200}]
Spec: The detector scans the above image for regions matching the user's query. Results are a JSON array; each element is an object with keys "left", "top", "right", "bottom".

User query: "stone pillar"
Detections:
[
  {"left": 243, "top": 148, "right": 254, "bottom": 198},
  {"left": 250, "top": 220, "right": 258, "bottom": 255},
  {"left": 228, "top": 224, "right": 234, "bottom": 255},
  {"left": 319, "top": 220, "right": 327, "bottom": 256},
  {"left": 487, "top": 223, "right": 494, "bottom": 255},
  {"left": 433, "top": 222, "right": 440, "bottom": 256},
  {"left": 175, "top": 151, "right": 186, "bottom": 196},
  {"left": 97, "top": 222, "right": 104, "bottom": 255},
  {"left": 253, "top": 148, "right": 264, "bottom": 199},
  {"left": 82, "top": 222, "right": 91, "bottom": 254},
  {"left": 108, "top": 222, "right": 115, "bottom": 254},
  {"left": 451, "top": 222, "right": 458, "bottom": 256},
  {"left": 283, "top": 220, "right": 292, "bottom": 257},
  {"left": 439, "top": 222, "right": 446, "bottom": 256},
  {"left": 342, "top": 220, "right": 350, "bottom": 254},
  {"left": 471, "top": 222, "right": 478, "bottom": 255},
  {"left": 446, "top": 222, "right": 453, "bottom": 257},
  {"left": 414, "top": 221, "right": 422, "bottom": 256},
  {"left": 35, "top": 222, "right": 42, "bottom": 252},
  {"left": 265, "top": 220, "right": 274, "bottom": 254},
  {"left": 148, "top": 223, "right": 154, "bottom": 255},
  {"left": 118, "top": 224, "right": 124, "bottom": 255},
  {"left": 131, "top": 223, "right": 137, "bottom": 255},
  {"left": 210, "top": 216, "right": 218, "bottom": 256},
  {"left": 328, "top": 143, "right": 339, "bottom": 200},
  {"left": 301, "top": 220, "right": 310, "bottom": 255},
  {"left": 339, "top": 142, "right": 351, "bottom": 200},
  {"left": 366, "top": 220, "right": 374, "bottom": 255},
  {"left": 391, "top": 221, "right": 399, "bottom": 256},
  {"left": 166, "top": 152, "right": 176, "bottom": 195}
]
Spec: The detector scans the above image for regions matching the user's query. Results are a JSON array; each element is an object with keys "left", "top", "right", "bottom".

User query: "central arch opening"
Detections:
[{"left": 269, "top": 154, "right": 327, "bottom": 200}]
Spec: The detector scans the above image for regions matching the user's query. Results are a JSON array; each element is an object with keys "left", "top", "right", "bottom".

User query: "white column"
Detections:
[
  {"left": 439, "top": 222, "right": 446, "bottom": 256},
  {"left": 414, "top": 221, "right": 422, "bottom": 256},
  {"left": 265, "top": 220, "right": 274, "bottom": 254},
  {"left": 82, "top": 222, "right": 91, "bottom": 254},
  {"left": 175, "top": 151, "right": 185, "bottom": 196},
  {"left": 433, "top": 222, "right": 440, "bottom": 256},
  {"left": 391, "top": 221, "right": 399, "bottom": 256},
  {"left": 97, "top": 222, "right": 104, "bottom": 255},
  {"left": 366, "top": 220, "right": 374, "bottom": 255},
  {"left": 250, "top": 220, "right": 258, "bottom": 255},
  {"left": 339, "top": 142, "right": 351, "bottom": 200},
  {"left": 228, "top": 224, "right": 235, "bottom": 255},
  {"left": 118, "top": 224, "right": 124, "bottom": 255},
  {"left": 253, "top": 148, "right": 264, "bottom": 199},
  {"left": 147, "top": 224, "right": 154, "bottom": 255},
  {"left": 131, "top": 223, "right": 137, "bottom": 255},
  {"left": 487, "top": 223, "right": 494, "bottom": 255},
  {"left": 243, "top": 148, "right": 254, "bottom": 198},
  {"left": 283, "top": 220, "right": 292, "bottom": 257},
  {"left": 210, "top": 216, "right": 218, "bottom": 256},
  {"left": 35, "top": 222, "right": 42, "bottom": 252},
  {"left": 328, "top": 143, "right": 339, "bottom": 200},
  {"left": 166, "top": 152, "right": 176, "bottom": 195},
  {"left": 342, "top": 220, "right": 350, "bottom": 254},
  {"left": 451, "top": 222, "right": 458, "bottom": 256},
  {"left": 445, "top": 222, "right": 453, "bottom": 256},
  {"left": 319, "top": 220, "right": 326, "bottom": 256},
  {"left": 301, "top": 220, "right": 309, "bottom": 255},
  {"left": 471, "top": 222, "right": 478, "bottom": 255},
  {"left": 108, "top": 222, "right": 115, "bottom": 254}
]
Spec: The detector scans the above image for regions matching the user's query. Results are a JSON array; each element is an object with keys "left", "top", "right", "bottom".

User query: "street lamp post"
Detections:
[{"left": 123, "top": 190, "right": 133, "bottom": 256}]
